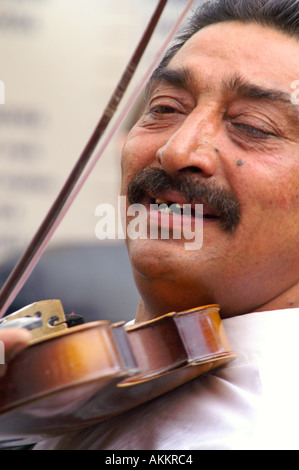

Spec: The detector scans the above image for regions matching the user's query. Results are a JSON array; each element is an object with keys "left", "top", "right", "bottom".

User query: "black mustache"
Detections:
[{"left": 127, "top": 168, "right": 241, "bottom": 232}]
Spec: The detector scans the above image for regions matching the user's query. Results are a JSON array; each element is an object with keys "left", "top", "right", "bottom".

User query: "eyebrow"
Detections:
[
  {"left": 145, "top": 66, "right": 193, "bottom": 99},
  {"left": 146, "top": 66, "right": 299, "bottom": 122},
  {"left": 224, "top": 74, "right": 295, "bottom": 107}
]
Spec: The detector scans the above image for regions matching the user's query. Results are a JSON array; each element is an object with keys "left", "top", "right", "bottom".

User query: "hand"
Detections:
[{"left": 0, "top": 329, "right": 31, "bottom": 378}]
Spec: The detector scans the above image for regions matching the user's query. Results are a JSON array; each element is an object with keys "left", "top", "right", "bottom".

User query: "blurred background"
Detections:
[{"left": 0, "top": 0, "right": 201, "bottom": 323}]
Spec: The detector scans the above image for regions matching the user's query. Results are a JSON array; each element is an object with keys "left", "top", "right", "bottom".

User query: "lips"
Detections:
[
  {"left": 151, "top": 192, "right": 221, "bottom": 220},
  {"left": 126, "top": 167, "right": 241, "bottom": 232}
]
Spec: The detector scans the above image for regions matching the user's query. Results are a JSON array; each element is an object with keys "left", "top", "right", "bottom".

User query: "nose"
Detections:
[{"left": 157, "top": 110, "right": 219, "bottom": 177}]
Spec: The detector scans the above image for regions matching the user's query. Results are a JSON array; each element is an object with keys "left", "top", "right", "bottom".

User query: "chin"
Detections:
[
  {"left": 127, "top": 237, "right": 192, "bottom": 280},
  {"left": 128, "top": 244, "right": 215, "bottom": 316}
]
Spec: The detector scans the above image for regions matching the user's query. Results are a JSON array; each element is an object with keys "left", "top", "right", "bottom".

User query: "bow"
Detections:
[{"left": 0, "top": 0, "right": 195, "bottom": 318}]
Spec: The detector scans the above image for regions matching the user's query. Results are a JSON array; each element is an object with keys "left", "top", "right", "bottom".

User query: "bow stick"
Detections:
[{"left": 0, "top": 0, "right": 195, "bottom": 318}]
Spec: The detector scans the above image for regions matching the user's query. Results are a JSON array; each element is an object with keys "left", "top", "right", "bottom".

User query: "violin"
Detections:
[
  {"left": 0, "top": 300, "right": 236, "bottom": 448},
  {"left": 0, "top": 0, "right": 237, "bottom": 449}
]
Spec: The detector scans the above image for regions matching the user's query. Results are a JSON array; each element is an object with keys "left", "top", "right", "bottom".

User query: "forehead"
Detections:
[{"left": 166, "top": 21, "right": 299, "bottom": 93}]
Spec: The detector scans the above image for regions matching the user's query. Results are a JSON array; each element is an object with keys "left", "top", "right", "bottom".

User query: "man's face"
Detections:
[{"left": 121, "top": 21, "right": 299, "bottom": 320}]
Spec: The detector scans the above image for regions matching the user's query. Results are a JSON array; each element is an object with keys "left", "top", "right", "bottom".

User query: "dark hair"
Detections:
[{"left": 159, "top": 0, "right": 299, "bottom": 68}]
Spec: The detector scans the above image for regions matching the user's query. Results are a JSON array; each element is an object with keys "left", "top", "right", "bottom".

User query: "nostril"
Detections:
[{"left": 179, "top": 166, "right": 203, "bottom": 174}]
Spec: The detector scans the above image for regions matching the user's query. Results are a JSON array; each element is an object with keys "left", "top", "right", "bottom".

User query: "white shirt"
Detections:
[{"left": 34, "top": 308, "right": 299, "bottom": 450}]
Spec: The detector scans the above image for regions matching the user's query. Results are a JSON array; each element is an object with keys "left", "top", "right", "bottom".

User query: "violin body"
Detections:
[{"left": 0, "top": 301, "right": 236, "bottom": 448}]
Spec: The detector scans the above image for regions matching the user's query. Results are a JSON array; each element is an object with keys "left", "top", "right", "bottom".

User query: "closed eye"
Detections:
[
  {"left": 233, "top": 123, "right": 275, "bottom": 138},
  {"left": 149, "top": 105, "right": 178, "bottom": 115},
  {"left": 233, "top": 122, "right": 276, "bottom": 139}
]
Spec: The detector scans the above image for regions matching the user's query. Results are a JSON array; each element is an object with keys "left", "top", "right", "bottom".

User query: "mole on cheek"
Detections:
[{"left": 237, "top": 159, "right": 245, "bottom": 167}]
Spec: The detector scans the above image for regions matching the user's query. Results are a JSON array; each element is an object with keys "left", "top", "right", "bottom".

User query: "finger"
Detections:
[{"left": 0, "top": 328, "right": 32, "bottom": 362}]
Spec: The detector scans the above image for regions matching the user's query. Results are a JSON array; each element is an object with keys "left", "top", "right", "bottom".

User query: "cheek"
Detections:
[
  {"left": 234, "top": 165, "right": 299, "bottom": 256},
  {"left": 274, "top": 182, "right": 299, "bottom": 212},
  {"left": 229, "top": 152, "right": 298, "bottom": 211},
  {"left": 121, "top": 130, "right": 161, "bottom": 186},
  {"left": 258, "top": 171, "right": 299, "bottom": 215}
]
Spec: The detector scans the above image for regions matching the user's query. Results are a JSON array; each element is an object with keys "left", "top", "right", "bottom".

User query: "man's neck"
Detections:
[
  {"left": 135, "top": 281, "right": 299, "bottom": 323},
  {"left": 253, "top": 281, "right": 299, "bottom": 314}
]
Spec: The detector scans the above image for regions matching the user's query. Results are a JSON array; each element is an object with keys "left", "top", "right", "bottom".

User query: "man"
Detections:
[{"left": 2, "top": 0, "right": 299, "bottom": 449}]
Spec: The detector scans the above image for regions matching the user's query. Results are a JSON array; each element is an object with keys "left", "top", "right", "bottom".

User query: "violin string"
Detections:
[{"left": 0, "top": 0, "right": 195, "bottom": 318}]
